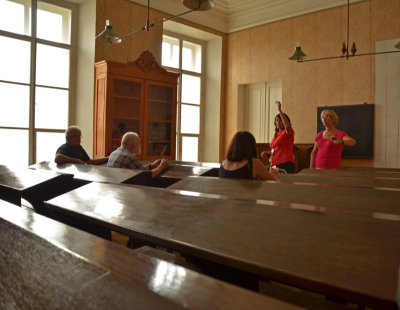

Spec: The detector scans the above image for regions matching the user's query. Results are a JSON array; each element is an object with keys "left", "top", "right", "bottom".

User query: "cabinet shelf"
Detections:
[
  {"left": 148, "top": 99, "right": 172, "bottom": 104},
  {"left": 148, "top": 140, "right": 171, "bottom": 143},
  {"left": 148, "top": 120, "right": 172, "bottom": 123},
  {"left": 114, "top": 95, "right": 140, "bottom": 101},
  {"left": 113, "top": 116, "right": 141, "bottom": 121}
]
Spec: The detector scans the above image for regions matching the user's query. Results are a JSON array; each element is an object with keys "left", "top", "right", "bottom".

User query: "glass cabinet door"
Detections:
[
  {"left": 146, "top": 84, "right": 174, "bottom": 157},
  {"left": 111, "top": 79, "right": 142, "bottom": 151}
]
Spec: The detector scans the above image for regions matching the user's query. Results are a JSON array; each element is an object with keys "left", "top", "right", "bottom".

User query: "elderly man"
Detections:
[
  {"left": 55, "top": 126, "right": 108, "bottom": 165},
  {"left": 107, "top": 132, "right": 168, "bottom": 178}
]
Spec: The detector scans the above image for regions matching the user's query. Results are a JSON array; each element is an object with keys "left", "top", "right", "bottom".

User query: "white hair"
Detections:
[{"left": 121, "top": 132, "right": 139, "bottom": 146}]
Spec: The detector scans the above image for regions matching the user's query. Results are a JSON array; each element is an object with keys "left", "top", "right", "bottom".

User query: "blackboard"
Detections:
[{"left": 317, "top": 104, "right": 374, "bottom": 159}]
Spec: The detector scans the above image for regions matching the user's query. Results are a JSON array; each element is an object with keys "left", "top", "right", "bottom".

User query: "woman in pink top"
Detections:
[{"left": 310, "top": 110, "right": 356, "bottom": 169}]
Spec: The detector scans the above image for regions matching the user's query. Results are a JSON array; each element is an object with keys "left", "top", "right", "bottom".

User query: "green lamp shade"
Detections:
[
  {"left": 289, "top": 42, "right": 308, "bottom": 61},
  {"left": 96, "top": 21, "right": 122, "bottom": 44}
]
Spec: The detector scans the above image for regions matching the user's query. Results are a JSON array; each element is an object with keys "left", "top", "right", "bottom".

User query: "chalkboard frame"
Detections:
[{"left": 317, "top": 104, "right": 374, "bottom": 159}]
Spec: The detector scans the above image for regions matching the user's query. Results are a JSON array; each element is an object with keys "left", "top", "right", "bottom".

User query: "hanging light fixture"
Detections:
[
  {"left": 289, "top": 0, "right": 400, "bottom": 62},
  {"left": 96, "top": 0, "right": 215, "bottom": 44}
]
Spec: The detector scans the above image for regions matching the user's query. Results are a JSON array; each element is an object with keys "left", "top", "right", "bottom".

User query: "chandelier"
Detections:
[
  {"left": 96, "top": 0, "right": 215, "bottom": 44},
  {"left": 289, "top": 0, "right": 400, "bottom": 62}
]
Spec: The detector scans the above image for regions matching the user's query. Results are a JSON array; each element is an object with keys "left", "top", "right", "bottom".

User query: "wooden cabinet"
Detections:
[{"left": 94, "top": 51, "right": 178, "bottom": 160}]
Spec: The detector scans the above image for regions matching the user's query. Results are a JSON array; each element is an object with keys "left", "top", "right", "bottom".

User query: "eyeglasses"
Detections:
[
  {"left": 321, "top": 115, "right": 332, "bottom": 120},
  {"left": 68, "top": 134, "right": 81, "bottom": 138}
]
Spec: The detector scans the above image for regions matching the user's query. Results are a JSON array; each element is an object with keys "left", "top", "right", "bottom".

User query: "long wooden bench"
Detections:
[{"left": 0, "top": 199, "right": 304, "bottom": 310}]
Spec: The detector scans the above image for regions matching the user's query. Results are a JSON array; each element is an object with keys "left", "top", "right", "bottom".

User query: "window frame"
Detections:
[
  {"left": 162, "top": 30, "right": 205, "bottom": 162},
  {"left": 0, "top": 0, "right": 77, "bottom": 165}
]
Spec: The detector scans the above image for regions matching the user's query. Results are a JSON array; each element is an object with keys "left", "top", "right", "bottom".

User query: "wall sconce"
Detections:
[
  {"left": 96, "top": 0, "right": 215, "bottom": 44},
  {"left": 289, "top": 0, "right": 400, "bottom": 62}
]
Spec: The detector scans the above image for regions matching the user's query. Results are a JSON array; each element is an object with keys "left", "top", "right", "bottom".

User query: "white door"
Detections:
[
  {"left": 240, "top": 81, "right": 282, "bottom": 143},
  {"left": 245, "top": 83, "right": 265, "bottom": 142}
]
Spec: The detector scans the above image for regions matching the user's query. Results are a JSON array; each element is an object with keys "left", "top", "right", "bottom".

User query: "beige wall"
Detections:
[
  {"left": 95, "top": 0, "right": 165, "bottom": 63},
  {"left": 74, "top": 0, "right": 96, "bottom": 157},
  {"left": 225, "top": 0, "right": 400, "bottom": 166},
  {"left": 95, "top": 0, "right": 400, "bottom": 166}
]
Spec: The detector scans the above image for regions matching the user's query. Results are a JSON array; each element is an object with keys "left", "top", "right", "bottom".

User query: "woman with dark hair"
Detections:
[
  {"left": 219, "top": 131, "right": 277, "bottom": 181},
  {"left": 262, "top": 101, "right": 295, "bottom": 173}
]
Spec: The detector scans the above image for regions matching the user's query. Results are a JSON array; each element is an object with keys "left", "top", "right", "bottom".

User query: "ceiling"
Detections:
[{"left": 129, "top": 0, "right": 364, "bottom": 33}]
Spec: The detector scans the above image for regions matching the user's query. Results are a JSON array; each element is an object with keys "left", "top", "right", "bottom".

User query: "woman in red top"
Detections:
[
  {"left": 263, "top": 101, "right": 295, "bottom": 173},
  {"left": 310, "top": 109, "right": 356, "bottom": 169}
]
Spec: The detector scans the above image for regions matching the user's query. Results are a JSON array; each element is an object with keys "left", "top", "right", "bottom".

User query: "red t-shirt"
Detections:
[
  {"left": 270, "top": 129, "right": 295, "bottom": 166},
  {"left": 315, "top": 129, "right": 347, "bottom": 169}
]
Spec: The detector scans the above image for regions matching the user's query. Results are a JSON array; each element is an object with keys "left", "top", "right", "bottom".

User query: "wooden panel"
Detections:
[
  {"left": 0, "top": 200, "right": 303, "bottom": 310},
  {"left": 94, "top": 74, "right": 106, "bottom": 157},
  {"left": 44, "top": 182, "right": 400, "bottom": 309}
]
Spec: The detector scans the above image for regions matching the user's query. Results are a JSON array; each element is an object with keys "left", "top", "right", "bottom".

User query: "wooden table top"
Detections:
[
  {"left": 0, "top": 199, "right": 302, "bottom": 310},
  {"left": 159, "top": 163, "right": 217, "bottom": 179},
  {"left": 30, "top": 161, "right": 146, "bottom": 184},
  {"left": 279, "top": 173, "right": 400, "bottom": 190},
  {"left": 340, "top": 166, "right": 400, "bottom": 172},
  {"left": 169, "top": 176, "right": 400, "bottom": 218},
  {"left": 0, "top": 164, "right": 72, "bottom": 191},
  {"left": 0, "top": 165, "right": 73, "bottom": 206},
  {"left": 298, "top": 168, "right": 400, "bottom": 179},
  {"left": 44, "top": 182, "right": 400, "bottom": 309}
]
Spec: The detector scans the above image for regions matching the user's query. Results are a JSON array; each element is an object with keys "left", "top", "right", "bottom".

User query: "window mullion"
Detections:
[{"left": 29, "top": 0, "right": 38, "bottom": 165}]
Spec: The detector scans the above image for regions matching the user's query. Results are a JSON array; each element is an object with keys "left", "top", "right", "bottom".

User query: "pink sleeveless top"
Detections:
[{"left": 315, "top": 130, "right": 347, "bottom": 169}]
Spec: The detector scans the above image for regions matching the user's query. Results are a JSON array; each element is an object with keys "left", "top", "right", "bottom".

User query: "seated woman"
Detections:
[{"left": 219, "top": 131, "right": 278, "bottom": 181}]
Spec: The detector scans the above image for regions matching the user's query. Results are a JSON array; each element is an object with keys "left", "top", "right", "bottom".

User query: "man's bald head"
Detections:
[{"left": 121, "top": 132, "right": 140, "bottom": 154}]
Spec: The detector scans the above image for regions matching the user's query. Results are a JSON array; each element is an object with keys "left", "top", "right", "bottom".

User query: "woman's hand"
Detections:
[
  {"left": 275, "top": 101, "right": 282, "bottom": 111},
  {"left": 330, "top": 136, "right": 343, "bottom": 145}
]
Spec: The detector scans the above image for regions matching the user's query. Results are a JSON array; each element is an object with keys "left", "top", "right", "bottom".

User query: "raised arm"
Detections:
[{"left": 276, "top": 101, "right": 292, "bottom": 135}]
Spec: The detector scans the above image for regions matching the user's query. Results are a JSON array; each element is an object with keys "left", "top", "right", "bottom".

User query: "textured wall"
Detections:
[
  {"left": 95, "top": 0, "right": 164, "bottom": 63},
  {"left": 225, "top": 0, "right": 400, "bottom": 166}
]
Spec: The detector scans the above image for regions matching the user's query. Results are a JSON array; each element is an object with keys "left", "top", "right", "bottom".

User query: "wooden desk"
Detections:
[
  {"left": 340, "top": 166, "right": 400, "bottom": 172},
  {"left": 30, "top": 161, "right": 150, "bottom": 185},
  {"left": 298, "top": 168, "right": 400, "bottom": 179},
  {"left": 44, "top": 182, "right": 400, "bottom": 309},
  {"left": 0, "top": 200, "right": 301, "bottom": 310},
  {"left": 0, "top": 165, "right": 73, "bottom": 208},
  {"left": 279, "top": 173, "right": 400, "bottom": 190},
  {"left": 160, "top": 163, "right": 218, "bottom": 179},
  {"left": 168, "top": 176, "right": 400, "bottom": 218}
]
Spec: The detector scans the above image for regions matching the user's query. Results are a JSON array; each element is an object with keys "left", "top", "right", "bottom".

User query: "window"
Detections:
[
  {"left": 0, "top": 0, "right": 75, "bottom": 166},
  {"left": 162, "top": 33, "right": 203, "bottom": 162}
]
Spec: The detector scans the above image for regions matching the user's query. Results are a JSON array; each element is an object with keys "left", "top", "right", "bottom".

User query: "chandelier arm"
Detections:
[
  {"left": 121, "top": 4, "right": 197, "bottom": 41},
  {"left": 121, "top": 26, "right": 147, "bottom": 39},
  {"left": 152, "top": 8, "right": 198, "bottom": 27},
  {"left": 346, "top": 0, "right": 350, "bottom": 59},
  {"left": 297, "top": 50, "right": 400, "bottom": 62}
]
